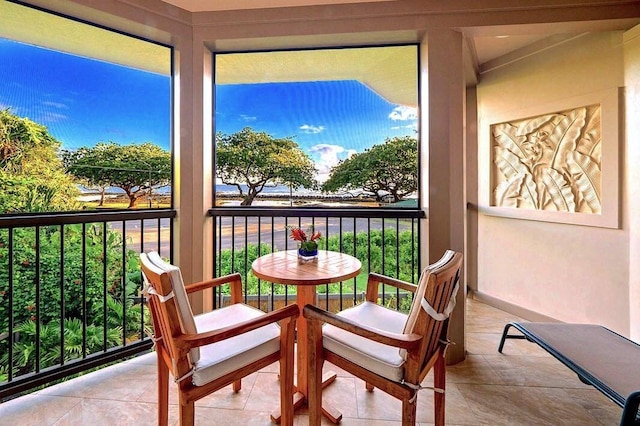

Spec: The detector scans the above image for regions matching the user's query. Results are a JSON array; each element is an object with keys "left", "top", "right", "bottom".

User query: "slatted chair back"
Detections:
[
  {"left": 402, "top": 250, "right": 463, "bottom": 381},
  {"left": 139, "top": 253, "right": 194, "bottom": 379}
]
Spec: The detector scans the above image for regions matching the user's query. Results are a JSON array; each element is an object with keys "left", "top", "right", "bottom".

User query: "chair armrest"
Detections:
[
  {"left": 184, "top": 273, "right": 243, "bottom": 304},
  {"left": 303, "top": 304, "right": 421, "bottom": 350},
  {"left": 177, "top": 304, "right": 300, "bottom": 351},
  {"left": 365, "top": 272, "right": 418, "bottom": 302}
]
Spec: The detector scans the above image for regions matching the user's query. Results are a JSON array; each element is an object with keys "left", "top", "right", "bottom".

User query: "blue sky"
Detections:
[
  {"left": 1, "top": 37, "right": 417, "bottom": 183},
  {"left": 215, "top": 81, "right": 417, "bottom": 182},
  {"left": 0, "top": 38, "right": 171, "bottom": 151}
]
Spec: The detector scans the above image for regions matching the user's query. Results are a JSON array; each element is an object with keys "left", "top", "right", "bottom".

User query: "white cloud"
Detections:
[
  {"left": 391, "top": 123, "right": 418, "bottom": 131},
  {"left": 309, "top": 143, "right": 351, "bottom": 182},
  {"left": 240, "top": 114, "right": 257, "bottom": 121},
  {"left": 41, "top": 112, "right": 68, "bottom": 122},
  {"left": 389, "top": 105, "right": 418, "bottom": 121},
  {"left": 42, "top": 101, "right": 68, "bottom": 109},
  {"left": 300, "top": 124, "right": 325, "bottom": 134}
]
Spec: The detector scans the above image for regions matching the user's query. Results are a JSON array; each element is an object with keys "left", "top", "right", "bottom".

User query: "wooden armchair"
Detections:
[
  {"left": 139, "top": 252, "right": 299, "bottom": 426},
  {"left": 304, "top": 250, "right": 463, "bottom": 426}
]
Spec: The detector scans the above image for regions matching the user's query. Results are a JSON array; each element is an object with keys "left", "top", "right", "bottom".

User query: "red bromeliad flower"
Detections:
[
  {"left": 289, "top": 227, "right": 307, "bottom": 242},
  {"left": 287, "top": 226, "right": 322, "bottom": 251}
]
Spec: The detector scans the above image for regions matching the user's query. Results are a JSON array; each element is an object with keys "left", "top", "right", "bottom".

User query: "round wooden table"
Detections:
[{"left": 252, "top": 249, "right": 361, "bottom": 423}]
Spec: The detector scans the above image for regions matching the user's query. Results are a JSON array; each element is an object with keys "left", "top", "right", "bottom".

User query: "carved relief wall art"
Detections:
[
  {"left": 480, "top": 89, "right": 620, "bottom": 228},
  {"left": 491, "top": 104, "right": 601, "bottom": 213}
]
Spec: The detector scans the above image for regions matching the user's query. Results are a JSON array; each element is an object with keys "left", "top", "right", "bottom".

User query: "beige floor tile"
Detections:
[
  {"left": 563, "top": 388, "right": 623, "bottom": 425},
  {"left": 136, "top": 370, "right": 259, "bottom": 409},
  {"left": 416, "top": 382, "right": 480, "bottom": 425},
  {"left": 354, "top": 384, "right": 403, "bottom": 422},
  {"left": 52, "top": 398, "right": 166, "bottom": 426},
  {"left": 38, "top": 361, "right": 156, "bottom": 401},
  {"left": 322, "top": 376, "right": 359, "bottom": 418},
  {"left": 0, "top": 394, "right": 82, "bottom": 426},
  {"left": 197, "top": 372, "right": 260, "bottom": 410},
  {"left": 465, "top": 331, "right": 503, "bottom": 355},
  {"left": 482, "top": 353, "right": 593, "bottom": 388},
  {"left": 1, "top": 298, "right": 625, "bottom": 426},
  {"left": 445, "top": 354, "right": 506, "bottom": 385},
  {"left": 243, "top": 371, "right": 282, "bottom": 413},
  {"left": 190, "top": 406, "right": 275, "bottom": 425},
  {"left": 456, "top": 384, "right": 604, "bottom": 426}
]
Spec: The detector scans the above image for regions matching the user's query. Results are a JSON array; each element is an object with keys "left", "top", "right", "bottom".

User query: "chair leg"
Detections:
[
  {"left": 157, "top": 356, "right": 169, "bottom": 426},
  {"left": 279, "top": 315, "right": 296, "bottom": 426},
  {"left": 365, "top": 382, "right": 374, "bottom": 392},
  {"left": 307, "top": 319, "right": 324, "bottom": 426},
  {"left": 434, "top": 351, "right": 446, "bottom": 426},
  {"left": 179, "top": 397, "right": 195, "bottom": 426},
  {"left": 232, "top": 379, "right": 241, "bottom": 393},
  {"left": 279, "top": 354, "right": 294, "bottom": 425},
  {"left": 401, "top": 398, "right": 417, "bottom": 425}
]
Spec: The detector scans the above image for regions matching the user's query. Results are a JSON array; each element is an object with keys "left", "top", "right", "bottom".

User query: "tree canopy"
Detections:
[
  {"left": 321, "top": 136, "right": 418, "bottom": 203},
  {"left": 62, "top": 142, "right": 171, "bottom": 208},
  {"left": 216, "top": 127, "right": 316, "bottom": 206},
  {"left": 0, "top": 109, "right": 79, "bottom": 213}
]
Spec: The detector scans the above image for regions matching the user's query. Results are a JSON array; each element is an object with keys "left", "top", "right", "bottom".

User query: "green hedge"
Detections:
[
  {"left": 0, "top": 225, "right": 143, "bottom": 380},
  {"left": 215, "top": 228, "right": 419, "bottom": 295}
]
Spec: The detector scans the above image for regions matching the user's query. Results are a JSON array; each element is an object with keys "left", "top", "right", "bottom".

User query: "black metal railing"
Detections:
[
  {"left": 1, "top": 206, "right": 423, "bottom": 400},
  {"left": 0, "top": 209, "right": 175, "bottom": 400},
  {"left": 209, "top": 207, "right": 425, "bottom": 313}
]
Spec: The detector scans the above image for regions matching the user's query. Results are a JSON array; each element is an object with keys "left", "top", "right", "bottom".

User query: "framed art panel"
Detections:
[{"left": 479, "top": 88, "right": 620, "bottom": 228}]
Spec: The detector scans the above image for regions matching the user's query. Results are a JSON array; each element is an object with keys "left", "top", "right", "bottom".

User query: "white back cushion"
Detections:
[{"left": 146, "top": 252, "right": 200, "bottom": 363}]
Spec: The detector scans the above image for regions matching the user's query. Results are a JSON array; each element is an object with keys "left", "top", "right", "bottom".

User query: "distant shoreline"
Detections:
[{"left": 78, "top": 190, "right": 417, "bottom": 209}]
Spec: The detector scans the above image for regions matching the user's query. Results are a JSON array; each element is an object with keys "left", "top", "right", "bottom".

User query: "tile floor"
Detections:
[{"left": 0, "top": 298, "right": 623, "bottom": 425}]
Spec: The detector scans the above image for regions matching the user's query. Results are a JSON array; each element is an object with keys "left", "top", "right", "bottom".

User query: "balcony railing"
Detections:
[
  {"left": 0, "top": 209, "right": 175, "bottom": 400},
  {"left": 209, "top": 206, "right": 425, "bottom": 312},
  {"left": 1, "top": 205, "right": 424, "bottom": 401}
]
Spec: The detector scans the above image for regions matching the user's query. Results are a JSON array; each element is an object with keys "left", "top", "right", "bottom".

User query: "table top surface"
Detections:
[{"left": 251, "top": 250, "right": 361, "bottom": 286}]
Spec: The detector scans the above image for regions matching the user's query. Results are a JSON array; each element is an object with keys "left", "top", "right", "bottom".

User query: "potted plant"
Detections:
[{"left": 288, "top": 226, "right": 321, "bottom": 261}]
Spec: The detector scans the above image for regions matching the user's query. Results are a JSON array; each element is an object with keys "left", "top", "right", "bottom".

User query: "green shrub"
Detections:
[
  {"left": 215, "top": 228, "right": 419, "bottom": 296},
  {"left": 0, "top": 224, "right": 143, "bottom": 379}
]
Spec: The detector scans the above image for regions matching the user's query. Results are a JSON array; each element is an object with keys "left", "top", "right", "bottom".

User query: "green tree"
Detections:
[
  {"left": 216, "top": 127, "right": 316, "bottom": 206},
  {"left": 0, "top": 109, "right": 79, "bottom": 213},
  {"left": 63, "top": 142, "right": 171, "bottom": 208},
  {"left": 61, "top": 146, "right": 110, "bottom": 206},
  {"left": 321, "top": 136, "right": 418, "bottom": 202}
]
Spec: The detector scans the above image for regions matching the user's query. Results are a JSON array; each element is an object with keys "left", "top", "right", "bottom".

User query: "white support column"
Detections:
[
  {"left": 422, "top": 29, "right": 467, "bottom": 363},
  {"left": 175, "top": 33, "right": 214, "bottom": 314}
]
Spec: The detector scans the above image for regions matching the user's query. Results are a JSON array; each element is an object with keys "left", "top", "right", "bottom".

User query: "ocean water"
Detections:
[
  {"left": 82, "top": 184, "right": 390, "bottom": 200},
  {"left": 215, "top": 183, "right": 321, "bottom": 196}
]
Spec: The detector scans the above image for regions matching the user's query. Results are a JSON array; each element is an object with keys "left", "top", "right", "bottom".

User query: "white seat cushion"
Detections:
[
  {"left": 323, "top": 301, "right": 407, "bottom": 382},
  {"left": 192, "top": 303, "right": 281, "bottom": 386}
]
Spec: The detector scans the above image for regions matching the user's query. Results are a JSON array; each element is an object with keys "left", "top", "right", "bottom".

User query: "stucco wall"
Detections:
[
  {"left": 476, "top": 32, "right": 631, "bottom": 335},
  {"left": 624, "top": 25, "right": 640, "bottom": 341}
]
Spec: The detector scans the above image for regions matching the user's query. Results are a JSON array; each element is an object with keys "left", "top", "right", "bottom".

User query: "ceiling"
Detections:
[
  {"left": 160, "top": 0, "right": 393, "bottom": 12},
  {"left": 158, "top": 0, "right": 637, "bottom": 74},
  {"left": 3, "top": 0, "right": 635, "bottom": 109},
  {"left": 164, "top": 0, "right": 640, "bottom": 91},
  {"left": 158, "top": 0, "right": 578, "bottom": 68}
]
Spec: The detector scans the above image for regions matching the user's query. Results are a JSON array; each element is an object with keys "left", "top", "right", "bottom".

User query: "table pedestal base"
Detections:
[{"left": 270, "top": 371, "right": 342, "bottom": 424}]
